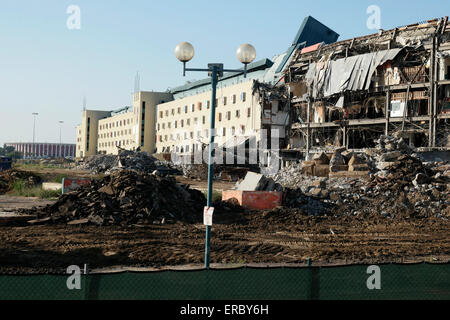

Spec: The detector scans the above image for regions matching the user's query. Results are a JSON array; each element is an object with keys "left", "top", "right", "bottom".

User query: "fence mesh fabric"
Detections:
[{"left": 0, "top": 263, "right": 449, "bottom": 300}]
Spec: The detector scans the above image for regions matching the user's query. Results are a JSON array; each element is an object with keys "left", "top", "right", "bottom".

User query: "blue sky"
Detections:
[{"left": 0, "top": 0, "right": 448, "bottom": 145}]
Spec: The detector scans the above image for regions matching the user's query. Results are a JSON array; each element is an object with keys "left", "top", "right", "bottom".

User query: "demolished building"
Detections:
[{"left": 285, "top": 18, "right": 450, "bottom": 156}]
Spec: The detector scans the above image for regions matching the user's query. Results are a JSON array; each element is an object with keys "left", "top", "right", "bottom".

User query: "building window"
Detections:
[
  {"left": 177, "top": 107, "right": 181, "bottom": 114},
  {"left": 235, "top": 110, "right": 240, "bottom": 118},
  {"left": 198, "top": 102, "right": 202, "bottom": 111},
  {"left": 232, "top": 94, "right": 237, "bottom": 104},
  {"left": 184, "top": 105, "right": 188, "bottom": 113},
  {"left": 202, "top": 116, "right": 206, "bottom": 124},
  {"left": 86, "top": 117, "right": 90, "bottom": 151},
  {"left": 240, "top": 92, "right": 246, "bottom": 102},
  {"left": 218, "top": 113, "right": 222, "bottom": 122},
  {"left": 226, "top": 111, "right": 231, "bottom": 120},
  {"left": 207, "top": 100, "right": 210, "bottom": 109},
  {"left": 160, "top": 111, "right": 163, "bottom": 118},
  {"left": 247, "top": 108, "right": 251, "bottom": 117},
  {"left": 191, "top": 104, "right": 195, "bottom": 112}
]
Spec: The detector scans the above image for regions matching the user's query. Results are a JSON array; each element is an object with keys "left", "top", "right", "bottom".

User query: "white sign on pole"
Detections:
[{"left": 203, "top": 207, "right": 214, "bottom": 226}]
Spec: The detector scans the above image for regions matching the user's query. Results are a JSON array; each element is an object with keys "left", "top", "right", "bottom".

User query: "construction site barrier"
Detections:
[{"left": 0, "top": 263, "right": 448, "bottom": 300}]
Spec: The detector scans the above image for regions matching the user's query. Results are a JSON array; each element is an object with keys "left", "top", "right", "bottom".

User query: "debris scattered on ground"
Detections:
[
  {"left": 270, "top": 135, "right": 449, "bottom": 219},
  {"left": 175, "top": 163, "right": 255, "bottom": 181},
  {"left": 22, "top": 170, "right": 206, "bottom": 226},
  {"left": 75, "top": 150, "right": 172, "bottom": 175},
  {"left": 235, "top": 172, "right": 283, "bottom": 192}
]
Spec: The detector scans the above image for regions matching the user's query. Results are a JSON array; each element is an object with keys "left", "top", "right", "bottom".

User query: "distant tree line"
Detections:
[{"left": 0, "top": 145, "right": 23, "bottom": 159}]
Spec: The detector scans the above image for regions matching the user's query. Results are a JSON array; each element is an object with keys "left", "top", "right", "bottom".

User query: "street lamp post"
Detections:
[
  {"left": 32, "top": 113, "right": 38, "bottom": 159},
  {"left": 175, "top": 42, "right": 256, "bottom": 269},
  {"left": 59, "top": 121, "right": 64, "bottom": 158}
]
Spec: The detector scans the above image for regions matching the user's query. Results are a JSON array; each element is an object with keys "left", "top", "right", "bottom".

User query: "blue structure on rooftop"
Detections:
[{"left": 275, "top": 16, "right": 340, "bottom": 73}]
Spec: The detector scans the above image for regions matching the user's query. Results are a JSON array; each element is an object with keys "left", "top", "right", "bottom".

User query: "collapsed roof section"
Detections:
[
  {"left": 275, "top": 16, "right": 340, "bottom": 74},
  {"left": 284, "top": 17, "right": 450, "bottom": 151},
  {"left": 305, "top": 48, "right": 403, "bottom": 99},
  {"left": 287, "top": 18, "right": 450, "bottom": 96}
]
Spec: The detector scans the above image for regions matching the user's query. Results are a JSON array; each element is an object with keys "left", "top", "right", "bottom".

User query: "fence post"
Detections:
[{"left": 306, "top": 259, "right": 320, "bottom": 300}]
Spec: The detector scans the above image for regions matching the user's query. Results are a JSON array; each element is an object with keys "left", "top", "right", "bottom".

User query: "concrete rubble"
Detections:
[
  {"left": 235, "top": 172, "right": 283, "bottom": 192},
  {"left": 22, "top": 170, "right": 205, "bottom": 226},
  {"left": 270, "top": 135, "right": 449, "bottom": 219},
  {"left": 75, "top": 149, "right": 172, "bottom": 175}
]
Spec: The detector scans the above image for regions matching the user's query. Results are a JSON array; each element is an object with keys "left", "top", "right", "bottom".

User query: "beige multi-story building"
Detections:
[
  {"left": 76, "top": 110, "right": 111, "bottom": 157},
  {"left": 156, "top": 80, "right": 258, "bottom": 153},
  {"left": 76, "top": 91, "right": 173, "bottom": 158},
  {"left": 155, "top": 57, "right": 290, "bottom": 155}
]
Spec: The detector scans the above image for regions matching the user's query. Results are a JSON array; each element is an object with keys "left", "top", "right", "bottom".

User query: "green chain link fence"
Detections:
[{"left": 0, "top": 263, "right": 449, "bottom": 300}]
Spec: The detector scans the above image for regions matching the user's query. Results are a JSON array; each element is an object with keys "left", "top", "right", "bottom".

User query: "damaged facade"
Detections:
[
  {"left": 154, "top": 16, "right": 338, "bottom": 157},
  {"left": 286, "top": 18, "right": 450, "bottom": 155}
]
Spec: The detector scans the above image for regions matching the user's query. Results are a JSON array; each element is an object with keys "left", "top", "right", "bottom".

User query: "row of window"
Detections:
[
  {"left": 159, "top": 92, "right": 247, "bottom": 119},
  {"left": 158, "top": 108, "right": 251, "bottom": 131},
  {"left": 158, "top": 125, "right": 246, "bottom": 143},
  {"left": 98, "top": 129, "right": 132, "bottom": 139},
  {"left": 98, "top": 139, "right": 132, "bottom": 148},
  {"left": 161, "top": 144, "right": 201, "bottom": 153},
  {"left": 99, "top": 118, "right": 134, "bottom": 131}
]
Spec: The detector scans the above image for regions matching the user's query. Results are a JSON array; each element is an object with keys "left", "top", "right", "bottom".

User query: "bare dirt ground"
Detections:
[
  {"left": 0, "top": 195, "right": 55, "bottom": 212},
  {"left": 0, "top": 195, "right": 448, "bottom": 274},
  {"left": 0, "top": 170, "right": 449, "bottom": 274}
]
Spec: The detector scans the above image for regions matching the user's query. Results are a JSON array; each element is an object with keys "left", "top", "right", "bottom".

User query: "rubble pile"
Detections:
[
  {"left": 0, "top": 169, "right": 42, "bottom": 194},
  {"left": 23, "top": 170, "right": 206, "bottom": 226},
  {"left": 175, "top": 163, "right": 253, "bottom": 182},
  {"left": 269, "top": 135, "right": 449, "bottom": 219},
  {"left": 283, "top": 187, "right": 331, "bottom": 216},
  {"left": 177, "top": 163, "right": 215, "bottom": 180},
  {"left": 76, "top": 150, "right": 168, "bottom": 174},
  {"left": 75, "top": 154, "right": 118, "bottom": 173},
  {"left": 272, "top": 163, "right": 304, "bottom": 188}
]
